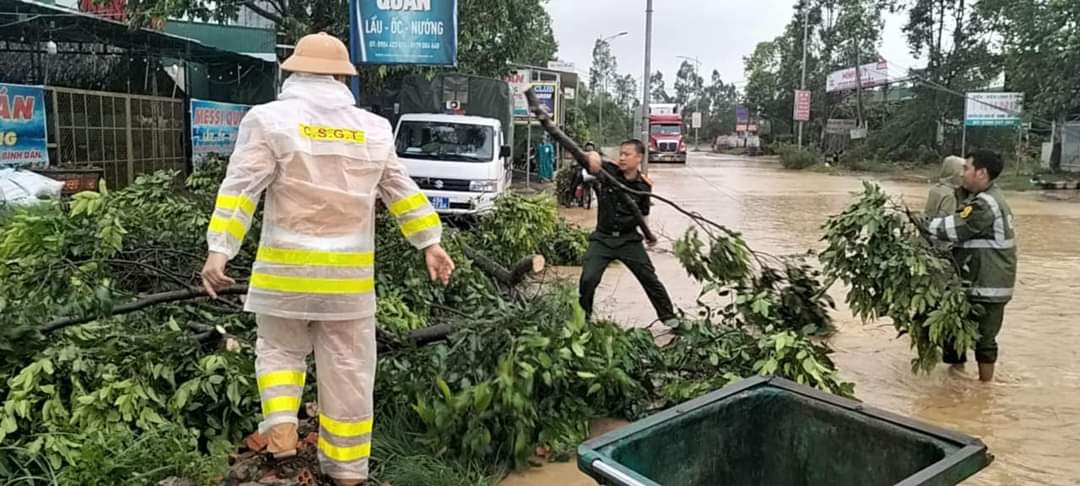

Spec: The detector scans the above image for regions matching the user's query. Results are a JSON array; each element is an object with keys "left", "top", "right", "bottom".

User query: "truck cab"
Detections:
[
  {"left": 648, "top": 113, "right": 687, "bottom": 163},
  {"left": 394, "top": 113, "right": 512, "bottom": 216}
]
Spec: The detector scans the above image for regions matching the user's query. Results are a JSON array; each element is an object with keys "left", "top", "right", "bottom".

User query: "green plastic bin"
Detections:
[{"left": 578, "top": 377, "right": 992, "bottom": 486}]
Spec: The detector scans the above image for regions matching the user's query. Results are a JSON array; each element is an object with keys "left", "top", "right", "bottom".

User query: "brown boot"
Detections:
[
  {"left": 266, "top": 423, "right": 299, "bottom": 459},
  {"left": 978, "top": 363, "right": 995, "bottom": 382}
]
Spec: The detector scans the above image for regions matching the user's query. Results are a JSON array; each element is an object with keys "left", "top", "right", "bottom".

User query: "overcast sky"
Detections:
[{"left": 545, "top": 0, "right": 921, "bottom": 91}]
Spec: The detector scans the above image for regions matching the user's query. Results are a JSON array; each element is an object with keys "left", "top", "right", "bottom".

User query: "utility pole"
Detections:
[
  {"left": 641, "top": 0, "right": 653, "bottom": 174},
  {"left": 798, "top": 0, "right": 809, "bottom": 148},
  {"left": 598, "top": 32, "right": 629, "bottom": 149},
  {"left": 854, "top": 45, "right": 865, "bottom": 129},
  {"left": 677, "top": 55, "right": 703, "bottom": 151}
]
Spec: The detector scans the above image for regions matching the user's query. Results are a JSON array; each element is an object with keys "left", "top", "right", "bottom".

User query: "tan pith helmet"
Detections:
[{"left": 281, "top": 33, "right": 358, "bottom": 76}]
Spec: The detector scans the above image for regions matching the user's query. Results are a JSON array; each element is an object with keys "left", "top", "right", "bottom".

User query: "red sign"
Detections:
[
  {"left": 80, "top": 0, "right": 126, "bottom": 21},
  {"left": 793, "top": 90, "right": 812, "bottom": 122}
]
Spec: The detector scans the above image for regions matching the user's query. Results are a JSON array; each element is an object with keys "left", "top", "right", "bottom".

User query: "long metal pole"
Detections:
[
  {"left": 961, "top": 102, "right": 967, "bottom": 156},
  {"left": 599, "top": 78, "right": 605, "bottom": 148},
  {"left": 798, "top": 0, "right": 809, "bottom": 148},
  {"left": 695, "top": 60, "right": 701, "bottom": 151},
  {"left": 641, "top": 0, "right": 654, "bottom": 174},
  {"left": 527, "top": 118, "right": 533, "bottom": 187}
]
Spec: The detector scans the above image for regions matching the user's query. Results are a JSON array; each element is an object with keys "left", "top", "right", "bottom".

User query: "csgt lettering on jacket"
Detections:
[{"left": 299, "top": 123, "right": 366, "bottom": 144}]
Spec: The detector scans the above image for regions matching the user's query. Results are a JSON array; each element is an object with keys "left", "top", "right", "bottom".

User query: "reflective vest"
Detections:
[
  {"left": 206, "top": 74, "right": 442, "bottom": 320},
  {"left": 928, "top": 184, "right": 1017, "bottom": 303}
]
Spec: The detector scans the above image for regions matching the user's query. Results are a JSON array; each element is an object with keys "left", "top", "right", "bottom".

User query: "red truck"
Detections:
[{"left": 648, "top": 111, "right": 687, "bottom": 164}]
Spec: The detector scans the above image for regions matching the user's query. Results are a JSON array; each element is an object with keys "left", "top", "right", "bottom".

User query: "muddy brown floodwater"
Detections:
[{"left": 503, "top": 153, "right": 1080, "bottom": 486}]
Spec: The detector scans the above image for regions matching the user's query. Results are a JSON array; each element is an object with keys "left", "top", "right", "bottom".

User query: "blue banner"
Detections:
[
  {"left": 0, "top": 83, "right": 49, "bottom": 168},
  {"left": 531, "top": 83, "right": 558, "bottom": 120},
  {"left": 351, "top": 0, "right": 458, "bottom": 66},
  {"left": 736, "top": 105, "right": 750, "bottom": 124},
  {"left": 190, "top": 99, "right": 252, "bottom": 166}
]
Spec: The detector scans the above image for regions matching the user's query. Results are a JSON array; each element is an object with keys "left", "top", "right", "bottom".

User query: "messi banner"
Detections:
[{"left": 350, "top": 0, "right": 458, "bottom": 66}]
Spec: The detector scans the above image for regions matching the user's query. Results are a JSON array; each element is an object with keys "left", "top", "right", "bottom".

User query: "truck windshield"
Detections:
[
  {"left": 396, "top": 121, "right": 495, "bottom": 162},
  {"left": 651, "top": 124, "right": 681, "bottom": 134}
]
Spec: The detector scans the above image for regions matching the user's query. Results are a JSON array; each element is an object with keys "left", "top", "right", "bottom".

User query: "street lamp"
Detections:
[
  {"left": 598, "top": 31, "right": 628, "bottom": 148},
  {"left": 676, "top": 55, "right": 703, "bottom": 151}
]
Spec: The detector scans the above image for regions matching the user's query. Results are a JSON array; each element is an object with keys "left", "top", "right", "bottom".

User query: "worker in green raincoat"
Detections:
[{"left": 924, "top": 150, "right": 1017, "bottom": 382}]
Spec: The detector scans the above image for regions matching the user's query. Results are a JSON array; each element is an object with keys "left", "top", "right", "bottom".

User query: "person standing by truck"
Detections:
[
  {"left": 579, "top": 140, "right": 676, "bottom": 323},
  {"left": 198, "top": 32, "right": 455, "bottom": 485}
]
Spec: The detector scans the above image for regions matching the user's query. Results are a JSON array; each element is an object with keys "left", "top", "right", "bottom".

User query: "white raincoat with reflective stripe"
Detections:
[{"left": 207, "top": 74, "right": 442, "bottom": 320}]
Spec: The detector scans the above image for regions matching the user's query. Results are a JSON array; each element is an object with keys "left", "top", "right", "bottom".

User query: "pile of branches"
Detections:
[{"left": 0, "top": 160, "right": 853, "bottom": 485}]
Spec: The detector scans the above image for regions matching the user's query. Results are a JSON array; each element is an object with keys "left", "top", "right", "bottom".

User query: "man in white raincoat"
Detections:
[{"left": 199, "top": 32, "right": 454, "bottom": 485}]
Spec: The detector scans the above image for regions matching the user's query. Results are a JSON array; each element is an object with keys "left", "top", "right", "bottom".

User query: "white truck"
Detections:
[
  {"left": 394, "top": 113, "right": 512, "bottom": 215},
  {"left": 382, "top": 74, "right": 515, "bottom": 216}
]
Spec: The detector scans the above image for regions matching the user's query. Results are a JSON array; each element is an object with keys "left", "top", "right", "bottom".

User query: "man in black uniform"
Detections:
[{"left": 580, "top": 139, "right": 676, "bottom": 323}]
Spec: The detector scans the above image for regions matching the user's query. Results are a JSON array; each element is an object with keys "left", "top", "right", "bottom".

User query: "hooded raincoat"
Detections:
[
  {"left": 207, "top": 74, "right": 442, "bottom": 320},
  {"left": 206, "top": 73, "right": 442, "bottom": 481}
]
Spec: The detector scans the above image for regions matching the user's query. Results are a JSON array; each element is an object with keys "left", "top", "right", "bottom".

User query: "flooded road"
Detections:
[{"left": 506, "top": 153, "right": 1080, "bottom": 485}]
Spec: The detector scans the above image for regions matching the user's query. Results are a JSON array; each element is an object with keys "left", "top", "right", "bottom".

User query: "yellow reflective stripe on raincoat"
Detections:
[
  {"left": 215, "top": 194, "right": 257, "bottom": 217},
  {"left": 208, "top": 215, "right": 248, "bottom": 241},
  {"left": 262, "top": 395, "right": 301, "bottom": 416},
  {"left": 320, "top": 415, "right": 373, "bottom": 437},
  {"left": 256, "top": 247, "right": 375, "bottom": 267},
  {"left": 257, "top": 370, "right": 306, "bottom": 391},
  {"left": 318, "top": 436, "right": 371, "bottom": 462},
  {"left": 388, "top": 192, "right": 430, "bottom": 217},
  {"left": 250, "top": 273, "right": 375, "bottom": 294},
  {"left": 400, "top": 213, "right": 441, "bottom": 237}
]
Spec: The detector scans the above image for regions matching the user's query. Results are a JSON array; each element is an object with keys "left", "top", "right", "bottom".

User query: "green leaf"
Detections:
[{"left": 436, "top": 377, "right": 452, "bottom": 401}]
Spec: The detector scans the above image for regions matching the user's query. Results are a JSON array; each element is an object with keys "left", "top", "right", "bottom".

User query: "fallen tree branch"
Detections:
[
  {"left": 461, "top": 244, "right": 545, "bottom": 287},
  {"left": 40, "top": 285, "right": 460, "bottom": 353},
  {"left": 524, "top": 88, "right": 774, "bottom": 269},
  {"left": 524, "top": 88, "right": 658, "bottom": 244},
  {"left": 42, "top": 285, "right": 249, "bottom": 333}
]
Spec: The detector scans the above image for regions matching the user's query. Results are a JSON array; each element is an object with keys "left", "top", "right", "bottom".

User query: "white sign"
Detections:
[
  {"left": 563, "top": 87, "right": 576, "bottom": 100},
  {"left": 826, "top": 61, "right": 889, "bottom": 93},
  {"left": 965, "top": 92, "right": 1023, "bottom": 127},
  {"left": 546, "top": 61, "right": 577, "bottom": 73},
  {"left": 793, "top": 90, "right": 811, "bottom": 122},
  {"left": 650, "top": 103, "right": 678, "bottom": 115},
  {"left": 825, "top": 118, "right": 857, "bottom": 135},
  {"left": 691, "top": 112, "right": 702, "bottom": 129},
  {"left": 503, "top": 70, "right": 531, "bottom": 118}
]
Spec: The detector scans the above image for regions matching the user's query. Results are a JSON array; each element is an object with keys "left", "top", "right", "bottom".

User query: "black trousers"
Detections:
[{"left": 578, "top": 236, "right": 675, "bottom": 322}]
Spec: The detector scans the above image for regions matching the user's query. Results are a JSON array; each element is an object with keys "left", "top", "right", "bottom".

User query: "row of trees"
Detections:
[
  {"left": 742, "top": 0, "right": 1080, "bottom": 165},
  {"left": 583, "top": 39, "right": 743, "bottom": 147}
]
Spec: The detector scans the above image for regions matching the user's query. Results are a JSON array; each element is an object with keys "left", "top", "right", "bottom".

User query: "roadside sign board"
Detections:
[
  {"left": 531, "top": 83, "right": 558, "bottom": 119},
  {"left": 825, "top": 118, "right": 857, "bottom": 135},
  {"left": 826, "top": 60, "right": 889, "bottom": 92},
  {"left": 504, "top": 70, "right": 531, "bottom": 118},
  {"left": 692, "top": 112, "right": 702, "bottom": 129},
  {"left": 793, "top": 90, "right": 811, "bottom": 122},
  {"left": 736, "top": 104, "right": 749, "bottom": 124},
  {"left": 0, "top": 83, "right": 49, "bottom": 168},
  {"left": 350, "top": 0, "right": 459, "bottom": 66},
  {"left": 190, "top": 98, "right": 252, "bottom": 167},
  {"left": 965, "top": 92, "right": 1023, "bottom": 126}
]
